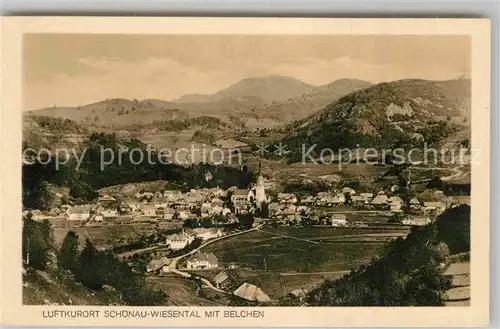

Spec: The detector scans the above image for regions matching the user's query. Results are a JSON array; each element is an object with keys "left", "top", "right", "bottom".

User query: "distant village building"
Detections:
[
  {"left": 388, "top": 196, "right": 404, "bottom": 212},
  {"left": 300, "top": 195, "right": 316, "bottom": 205},
  {"left": 331, "top": 214, "right": 348, "bottom": 227},
  {"left": 193, "top": 228, "right": 224, "bottom": 241},
  {"left": 342, "top": 187, "right": 356, "bottom": 195},
  {"left": 423, "top": 201, "right": 446, "bottom": 213},
  {"left": 233, "top": 283, "right": 271, "bottom": 303},
  {"left": 163, "top": 190, "right": 182, "bottom": 201},
  {"left": 66, "top": 205, "right": 91, "bottom": 221},
  {"left": 409, "top": 198, "right": 422, "bottom": 210},
  {"left": 163, "top": 207, "right": 176, "bottom": 220},
  {"left": 186, "top": 251, "right": 219, "bottom": 270},
  {"left": 359, "top": 193, "right": 374, "bottom": 202},
  {"left": 277, "top": 193, "right": 298, "bottom": 205},
  {"left": 141, "top": 205, "right": 157, "bottom": 217},
  {"left": 97, "top": 194, "right": 116, "bottom": 205},
  {"left": 371, "top": 194, "right": 389, "bottom": 206},
  {"left": 402, "top": 216, "right": 431, "bottom": 226}
]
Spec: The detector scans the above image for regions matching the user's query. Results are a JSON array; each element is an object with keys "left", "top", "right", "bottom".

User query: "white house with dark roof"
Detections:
[
  {"left": 186, "top": 251, "right": 218, "bottom": 270},
  {"left": 166, "top": 233, "right": 194, "bottom": 250}
]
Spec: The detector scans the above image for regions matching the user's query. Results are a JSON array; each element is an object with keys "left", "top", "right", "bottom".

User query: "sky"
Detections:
[{"left": 23, "top": 34, "right": 470, "bottom": 110}]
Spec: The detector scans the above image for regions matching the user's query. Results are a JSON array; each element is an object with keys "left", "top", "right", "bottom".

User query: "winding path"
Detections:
[{"left": 164, "top": 224, "right": 264, "bottom": 294}]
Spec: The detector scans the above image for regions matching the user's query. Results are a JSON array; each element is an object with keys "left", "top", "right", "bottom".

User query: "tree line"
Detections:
[{"left": 23, "top": 132, "right": 253, "bottom": 210}]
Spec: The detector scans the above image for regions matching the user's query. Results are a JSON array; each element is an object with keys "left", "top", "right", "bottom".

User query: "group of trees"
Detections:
[
  {"left": 280, "top": 204, "right": 470, "bottom": 306},
  {"left": 28, "top": 115, "right": 88, "bottom": 134},
  {"left": 58, "top": 232, "right": 165, "bottom": 305},
  {"left": 22, "top": 216, "right": 54, "bottom": 270},
  {"left": 22, "top": 217, "right": 165, "bottom": 305}
]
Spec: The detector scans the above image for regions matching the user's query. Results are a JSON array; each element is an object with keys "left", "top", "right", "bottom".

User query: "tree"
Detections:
[
  {"left": 59, "top": 231, "right": 79, "bottom": 273},
  {"left": 78, "top": 239, "right": 105, "bottom": 289},
  {"left": 22, "top": 218, "right": 51, "bottom": 270}
]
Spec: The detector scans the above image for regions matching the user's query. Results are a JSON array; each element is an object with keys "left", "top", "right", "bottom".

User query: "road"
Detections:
[
  {"left": 164, "top": 224, "right": 264, "bottom": 294},
  {"left": 257, "top": 228, "right": 319, "bottom": 244}
]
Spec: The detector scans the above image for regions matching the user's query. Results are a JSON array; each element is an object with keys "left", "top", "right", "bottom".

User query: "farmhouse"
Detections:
[
  {"left": 233, "top": 283, "right": 271, "bottom": 303},
  {"left": 147, "top": 256, "right": 171, "bottom": 273},
  {"left": 213, "top": 270, "right": 238, "bottom": 290},
  {"left": 186, "top": 251, "right": 219, "bottom": 270}
]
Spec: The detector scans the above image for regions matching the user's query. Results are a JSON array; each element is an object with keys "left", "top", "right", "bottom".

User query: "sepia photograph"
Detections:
[{"left": 1, "top": 17, "right": 491, "bottom": 327}]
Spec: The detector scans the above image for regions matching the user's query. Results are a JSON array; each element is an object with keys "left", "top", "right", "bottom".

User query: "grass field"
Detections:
[{"left": 203, "top": 228, "right": 387, "bottom": 273}]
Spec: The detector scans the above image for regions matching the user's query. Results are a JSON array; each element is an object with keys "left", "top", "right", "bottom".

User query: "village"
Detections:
[{"left": 22, "top": 165, "right": 465, "bottom": 303}]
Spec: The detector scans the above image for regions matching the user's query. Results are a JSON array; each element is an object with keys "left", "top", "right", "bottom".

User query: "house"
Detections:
[
  {"left": 93, "top": 214, "right": 104, "bottom": 222},
  {"left": 351, "top": 195, "right": 365, "bottom": 203},
  {"left": 97, "top": 194, "right": 116, "bottom": 204},
  {"left": 48, "top": 207, "right": 62, "bottom": 217},
  {"left": 147, "top": 256, "right": 171, "bottom": 273},
  {"left": 360, "top": 193, "right": 374, "bottom": 202},
  {"left": 282, "top": 206, "right": 296, "bottom": 220},
  {"left": 409, "top": 198, "right": 422, "bottom": 210},
  {"left": 211, "top": 197, "right": 224, "bottom": 207},
  {"left": 193, "top": 228, "right": 224, "bottom": 241},
  {"left": 213, "top": 270, "right": 237, "bottom": 290},
  {"left": 141, "top": 205, "right": 157, "bottom": 217},
  {"left": 186, "top": 251, "right": 218, "bottom": 270},
  {"left": 371, "top": 194, "right": 389, "bottom": 206},
  {"left": 423, "top": 201, "right": 446, "bottom": 213},
  {"left": 101, "top": 209, "right": 118, "bottom": 218},
  {"left": 163, "top": 190, "right": 182, "bottom": 201},
  {"left": 233, "top": 283, "right": 271, "bottom": 303},
  {"left": 163, "top": 207, "right": 176, "bottom": 220},
  {"left": 334, "top": 193, "right": 346, "bottom": 204},
  {"left": 66, "top": 205, "right": 91, "bottom": 221},
  {"left": 166, "top": 233, "right": 195, "bottom": 250},
  {"left": 331, "top": 214, "right": 348, "bottom": 227},
  {"left": 402, "top": 217, "right": 431, "bottom": 226},
  {"left": 316, "top": 192, "right": 334, "bottom": 205},
  {"left": 231, "top": 189, "right": 252, "bottom": 203},
  {"left": 388, "top": 196, "right": 404, "bottom": 212},
  {"left": 342, "top": 187, "right": 356, "bottom": 195},
  {"left": 277, "top": 193, "right": 298, "bottom": 204},
  {"left": 300, "top": 195, "right": 316, "bottom": 205}
]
